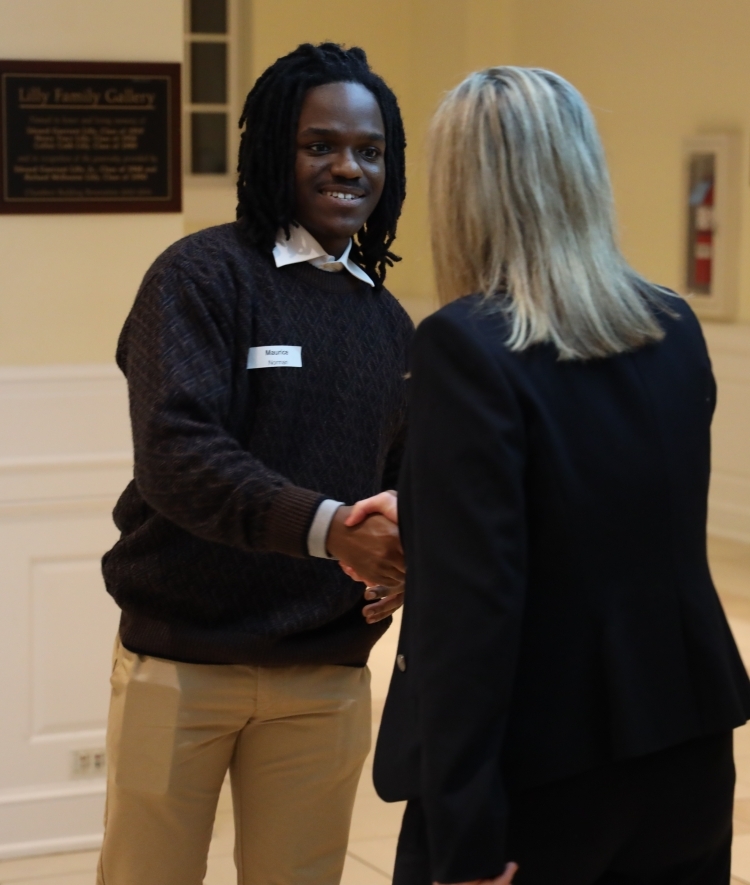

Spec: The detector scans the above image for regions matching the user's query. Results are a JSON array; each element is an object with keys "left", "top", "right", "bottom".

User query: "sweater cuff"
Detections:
[{"left": 264, "top": 485, "right": 326, "bottom": 557}]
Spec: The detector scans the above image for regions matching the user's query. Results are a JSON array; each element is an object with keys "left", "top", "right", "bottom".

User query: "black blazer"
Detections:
[{"left": 373, "top": 291, "right": 750, "bottom": 883}]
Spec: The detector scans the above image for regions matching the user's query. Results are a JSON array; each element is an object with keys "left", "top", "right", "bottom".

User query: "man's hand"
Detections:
[
  {"left": 435, "top": 862, "right": 519, "bottom": 885},
  {"left": 326, "top": 503, "right": 404, "bottom": 589},
  {"left": 334, "top": 490, "right": 404, "bottom": 621}
]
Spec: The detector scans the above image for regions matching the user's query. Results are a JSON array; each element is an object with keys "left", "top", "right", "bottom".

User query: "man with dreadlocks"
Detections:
[{"left": 97, "top": 43, "right": 412, "bottom": 885}]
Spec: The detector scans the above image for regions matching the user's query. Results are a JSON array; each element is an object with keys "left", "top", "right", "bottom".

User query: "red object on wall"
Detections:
[{"left": 693, "top": 183, "right": 714, "bottom": 288}]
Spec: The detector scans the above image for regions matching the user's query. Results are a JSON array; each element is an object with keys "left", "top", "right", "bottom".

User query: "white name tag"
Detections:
[{"left": 247, "top": 345, "right": 302, "bottom": 369}]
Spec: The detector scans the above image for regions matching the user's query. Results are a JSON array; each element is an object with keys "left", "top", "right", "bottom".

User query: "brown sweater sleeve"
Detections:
[
  {"left": 264, "top": 485, "right": 326, "bottom": 557},
  {"left": 120, "top": 255, "right": 323, "bottom": 558}
]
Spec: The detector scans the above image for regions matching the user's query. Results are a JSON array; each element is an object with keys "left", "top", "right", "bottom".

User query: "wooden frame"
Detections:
[
  {"left": 682, "top": 133, "right": 741, "bottom": 321},
  {"left": 0, "top": 60, "right": 181, "bottom": 214},
  {"left": 183, "top": 0, "right": 240, "bottom": 181}
]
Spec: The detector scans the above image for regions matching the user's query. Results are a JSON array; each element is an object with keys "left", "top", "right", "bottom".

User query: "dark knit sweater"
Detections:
[{"left": 102, "top": 222, "right": 413, "bottom": 666}]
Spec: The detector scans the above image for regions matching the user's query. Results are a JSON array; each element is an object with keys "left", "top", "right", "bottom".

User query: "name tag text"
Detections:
[{"left": 247, "top": 345, "right": 302, "bottom": 369}]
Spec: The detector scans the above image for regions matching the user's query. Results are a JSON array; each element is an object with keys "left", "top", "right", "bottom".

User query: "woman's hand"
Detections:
[
  {"left": 435, "top": 862, "right": 519, "bottom": 885},
  {"left": 344, "top": 490, "right": 398, "bottom": 526}
]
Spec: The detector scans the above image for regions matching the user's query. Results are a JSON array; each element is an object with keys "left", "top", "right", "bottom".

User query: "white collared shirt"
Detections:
[{"left": 272, "top": 224, "right": 374, "bottom": 288}]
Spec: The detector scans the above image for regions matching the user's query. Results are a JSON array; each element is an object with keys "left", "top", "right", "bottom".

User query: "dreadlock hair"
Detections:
[{"left": 237, "top": 42, "right": 406, "bottom": 288}]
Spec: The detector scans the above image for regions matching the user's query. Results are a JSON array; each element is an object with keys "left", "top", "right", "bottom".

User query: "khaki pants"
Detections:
[{"left": 97, "top": 638, "right": 371, "bottom": 885}]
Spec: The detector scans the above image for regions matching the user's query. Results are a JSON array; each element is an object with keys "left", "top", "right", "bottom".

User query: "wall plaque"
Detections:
[{"left": 0, "top": 60, "right": 181, "bottom": 214}]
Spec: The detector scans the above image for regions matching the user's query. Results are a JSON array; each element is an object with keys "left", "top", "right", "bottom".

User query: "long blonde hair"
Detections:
[{"left": 428, "top": 67, "right": 665, "bottom": 360}]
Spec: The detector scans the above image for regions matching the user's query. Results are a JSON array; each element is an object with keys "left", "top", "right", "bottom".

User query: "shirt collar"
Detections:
[{"left": 272, "top": 224, "right": 374, "bottom": 288}]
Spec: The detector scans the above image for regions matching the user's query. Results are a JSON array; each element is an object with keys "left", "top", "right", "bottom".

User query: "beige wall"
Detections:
[
  {"left": 3, "top": 0, "right": 750, "bottom": 365},
  {"left": 0, "top": 0, "right": 184, "bottom": 366},
  {"left": 249, "top": 0, "right": 750, "bottom": 322},
  {"left": 508, "top": 0, "right": 750, "bottom": 321}
]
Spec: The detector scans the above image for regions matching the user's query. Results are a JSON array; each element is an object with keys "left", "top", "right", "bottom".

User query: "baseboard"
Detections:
[
  {"left": 0, "top": 780, "right": 106, "bottom": 859},
  {"left": 0, "top": 833, "right": 103, "bottom": 861}
]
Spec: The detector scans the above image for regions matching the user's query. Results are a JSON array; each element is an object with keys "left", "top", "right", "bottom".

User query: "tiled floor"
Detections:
[{"left": 1, "top": 536, "right": 750, "bottom": 885}]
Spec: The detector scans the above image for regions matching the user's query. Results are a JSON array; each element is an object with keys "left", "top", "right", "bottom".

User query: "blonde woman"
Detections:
[{"left": 366, "top": 68, "right": 750, "bottom": 885}]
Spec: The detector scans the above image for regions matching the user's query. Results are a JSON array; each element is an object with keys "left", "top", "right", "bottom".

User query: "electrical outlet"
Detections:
[{"left": 71, "top": 748, "right": 106, "bottom": 778}]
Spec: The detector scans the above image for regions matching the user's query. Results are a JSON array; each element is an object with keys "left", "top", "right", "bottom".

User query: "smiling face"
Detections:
[{"left": 294, "top": 81, "right": 386, "bottom": 258}]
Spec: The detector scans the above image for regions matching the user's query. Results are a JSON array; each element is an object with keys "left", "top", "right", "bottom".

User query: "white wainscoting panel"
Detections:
[
  {"left": 0, "top": 364, "right": 130, "bottom": 858},
  {"left": 31, "top": 558, "right": 121, "bottom": 739},
  {"left": 703, "top": 321, "right": 750, "bottom": 544}
]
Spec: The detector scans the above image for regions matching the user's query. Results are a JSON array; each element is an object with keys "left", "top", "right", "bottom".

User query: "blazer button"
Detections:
[{"left": 396, "top": 654, "right": 406, "bottom": 672}]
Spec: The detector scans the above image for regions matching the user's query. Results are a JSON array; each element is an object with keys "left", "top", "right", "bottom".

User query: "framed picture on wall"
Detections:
[
  {"left": 682, "top": 133, "right": 741, "bottom": 321},
  {"left": 0, "top": 59, "right": 181, "bottom": 214}
]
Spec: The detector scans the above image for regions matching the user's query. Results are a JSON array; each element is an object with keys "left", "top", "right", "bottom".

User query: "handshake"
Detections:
[{"left": 326, "top": 491, "right": 404, "bottom": 625}]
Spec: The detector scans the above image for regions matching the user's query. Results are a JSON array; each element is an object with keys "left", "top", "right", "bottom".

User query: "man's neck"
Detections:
[{"left": 296, "top": 225, "right": 350, "bottom": 260}]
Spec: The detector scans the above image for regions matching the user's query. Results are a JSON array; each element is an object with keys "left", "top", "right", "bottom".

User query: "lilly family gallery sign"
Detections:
[{"left": 0, "top": 60, "right": 181, "bottom": 213}]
